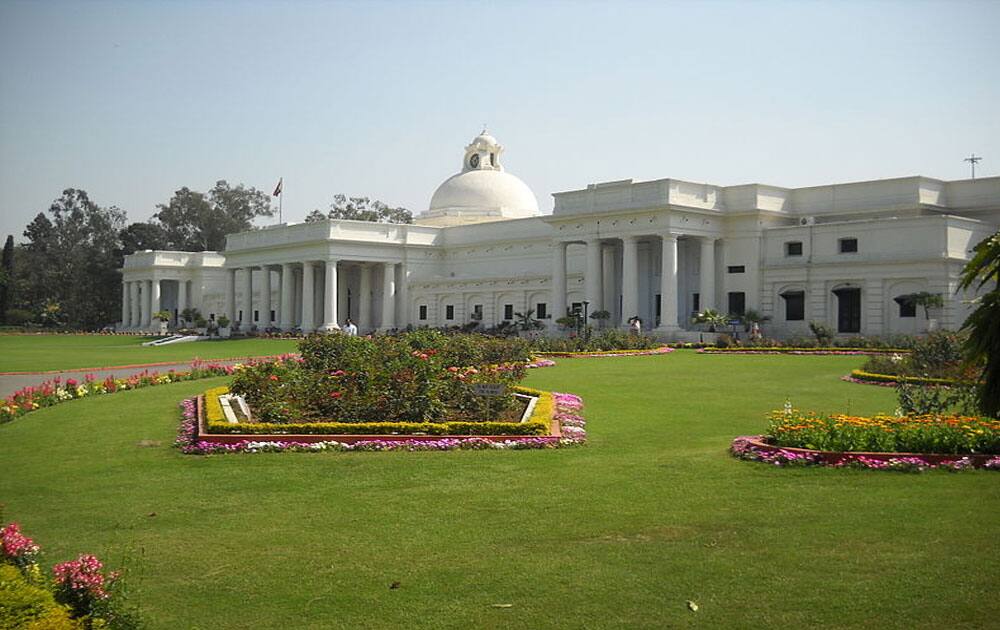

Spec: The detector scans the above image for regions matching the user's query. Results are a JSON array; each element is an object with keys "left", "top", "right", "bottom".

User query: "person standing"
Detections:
[
  {"left": 629, "top": 316, "right": 641, "bottom": 336},
  {"left": 343, "top": 318, "right": 358, "bottom": 336}
]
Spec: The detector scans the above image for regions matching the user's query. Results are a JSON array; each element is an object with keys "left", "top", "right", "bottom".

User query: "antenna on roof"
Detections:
[{"left": 964, "top": 153, "right": 982, "bottom": 180}]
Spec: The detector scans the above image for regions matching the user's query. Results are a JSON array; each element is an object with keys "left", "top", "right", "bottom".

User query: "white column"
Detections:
[
  {"left": 121, "top": 282, "right": 129, "bottom": 327},
  {"left": 700, "top": 237, "right": 716, "bottom": 312},
  {"left": 129, "top": 281, "right": 140, "bottom": 327},
  {"left": 279, "top": 263, "right": 294, "bottom": 330},
  {"left": 323, "top": 260, "right": 339, "bottom": 330},
  {"left": 551, "top": 241, "right": 567, "bottom": 322},
  {"left": 602, "top": 245, "right": 616, "bottom": 325},
  {"left": 621, "top": 236, "right": 639, "bottom": 326},
  {"left": 140, "top": 280, "right": 150, "bottom": 327},
  {"left": 150, "top": 278, "right": 161, "bottom": 321},
  {"left": 301, "top": 262, "right": 316, "bottom": 332},
  {"left": 261, "top": 266, "right": 272, "bottom": 328},
  {"left": 397, "top": 262, "right": 409, "bottom": 329},
  {"left": 658, "top": 234, "right": 680, "bottom": 330},
  {"left": 585, "top": 238, "right": 603, "bottom": 312},
  {"left": 292, "top": 268, "right": 302, "bottom": 326},
  {"left": 359, "top": 265, "right": 372, "bottom": 331},
  {"left": 225, "top": 268, "right": 237, "bottom": 324},
  {"left": 381, "top": 262, "right": 396, "bottom": 330},
  {"left": 241, "top": 267, "right": 253, "bottom": 329},
  {"left": 177, "top": 280, "right": 188, "bottom": 324}
]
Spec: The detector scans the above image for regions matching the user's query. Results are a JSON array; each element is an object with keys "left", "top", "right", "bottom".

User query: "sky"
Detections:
[{"left": 1, "top": 0, "right": 998, "bottom": 241}]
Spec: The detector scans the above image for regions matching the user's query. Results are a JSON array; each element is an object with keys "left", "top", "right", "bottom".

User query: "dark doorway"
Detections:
[{"left": 833, "top": 287, "right": 861, "bottom": 333}]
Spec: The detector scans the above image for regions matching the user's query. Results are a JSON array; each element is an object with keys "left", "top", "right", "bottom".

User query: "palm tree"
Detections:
[
  {"left": 513, "top": 309, "right": 543, "bottom": 332},
  {"left": 692, "top": 308, "right": 728, "bottom": 333},
  {"left": 958, "top": 230, "right": 1000, "bottom": 416}
]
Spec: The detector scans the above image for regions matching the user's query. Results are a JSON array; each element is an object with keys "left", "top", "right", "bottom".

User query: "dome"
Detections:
[
  {"left": 417, "top": 131, "right": 540, "bottom": 227},
  {"left": 428, "top": 170, "right": 539, "bottom": 217}
]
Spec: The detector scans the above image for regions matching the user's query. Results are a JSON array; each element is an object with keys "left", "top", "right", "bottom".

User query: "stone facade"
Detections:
[{"left": 120, "top": 133, "right": 1000, "bottom": 339}]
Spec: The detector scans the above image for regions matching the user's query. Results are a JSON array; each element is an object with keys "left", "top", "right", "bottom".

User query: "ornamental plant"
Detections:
[
  {"left": 766, "top": 409, "right": 1000, "bottom": 455},
  {"left": 229, "top": 332, "right": 531, "bottom": 424}
]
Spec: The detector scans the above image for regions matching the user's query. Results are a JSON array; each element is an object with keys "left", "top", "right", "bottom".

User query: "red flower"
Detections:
[
  {"left": 329, "top": 391, "right": 343, "bottom": 399},
  {"left": 269, "top": 375, "right": 280, "bottom": 381}
]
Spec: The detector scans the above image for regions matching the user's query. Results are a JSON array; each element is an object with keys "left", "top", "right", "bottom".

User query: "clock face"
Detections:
[{"left": 469, "top": 153, "right": 480, "bottom": 169}]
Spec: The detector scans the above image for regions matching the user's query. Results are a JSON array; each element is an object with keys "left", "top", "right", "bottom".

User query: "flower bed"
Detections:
[
  {"left": 175, "top": 391, "right": 586, "bottom": 454},
  {"left": 699, "top": 347, "right": 910, "bottom": 355},
  {"left": 729, "top": 408, "right": 1000, "bottom": 471},
  {"left": 201, "top": 385, "right": 552, "bottom": 436},
  {"left": 842, "top": 370, "right": 962, "bottom": 387},
  {"left": 730, "top": 435, "right": 1000, "bottom": 471},
  {"left": 533, "top": 346, "right": 674, "bottom": 358},
  {"left": 0, "top": 357, "right": 291, "bottom": 425}
]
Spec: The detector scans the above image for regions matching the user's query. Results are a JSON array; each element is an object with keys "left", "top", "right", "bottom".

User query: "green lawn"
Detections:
[
  {"left": 0, "top": 335, "right": 299, "bottom": 372},
  {"left": 1, "top": 351, "right": 997, "bottom": 629}
]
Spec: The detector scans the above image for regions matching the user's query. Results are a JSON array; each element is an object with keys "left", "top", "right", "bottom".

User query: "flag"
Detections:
[{"left": 272, "top": 178, "right": 283, "bottom": 197}]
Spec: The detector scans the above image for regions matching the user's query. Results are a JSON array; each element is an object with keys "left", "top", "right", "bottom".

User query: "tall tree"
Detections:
[
  {"left": 119, "top": 221, "right": 171, "bottom": 255},
  {"left": 958, "top": 230, "right": 1000, "bottom": 417},
  {"left": 0, "top": 234, "right": 13, "bottom": 323},
  {"left": 154, "top": 180, "right": 273, "bottom": 251},
  {"left": 16, "top": 189, "right": 126, "bottom": 328},
  {"left": 306, "top": 194, "right": 412, "bottom": 224}
]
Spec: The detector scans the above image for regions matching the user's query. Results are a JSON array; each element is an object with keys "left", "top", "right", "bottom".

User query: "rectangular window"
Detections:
[
  {"left": 445, "top": 305, "right": 454, "bottom": 320},
  {"left": 785, "top": 241, "right": 803, "bottom": 256},
  {"left": 655, "top": 294, "right": 661, "bottom": 318},
  {"left": 727, "top": 265, "right": 746, "bottom": 274},
  {"left": 692, "top": 293, "right": 700, "bottom": 313},
  {"left": 894, "top": 296, "right": 916, "bottom": 318},
  {"left": 253, "top": 309, "right": 259, "bottom": 322},
  {"left": 472, "top": 304, "right": 483, "bottom": 320},
  {"left": 419, "top": 305, "right": 428, "bottom": 321},
  {"left": 781, "top": 291, "right": 805, "bottom": 321},
  {"left": 728, "top": 292, "right": 746, "bottom": 316},
  {"left": 270, "top": 310, "right": 275, "bottom": 323},
  {"left": 839, "top": 238, "right": 858, "bottom": 253},
  {"left": 238, "top": 310, "right": 243, "bottom": 322},
  {"left": 536, "top": 303, "right": 547, "bottom": 319},
  {"left": 504, "top": 304, "right": 513, "bottom": 320},
  {"left": 571, "top": 302, "right": 582, "bottom": 314}
]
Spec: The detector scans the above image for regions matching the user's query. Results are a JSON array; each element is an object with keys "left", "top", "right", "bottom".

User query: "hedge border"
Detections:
[
  {"left": 201, "top": 385, "right": 552, "bottom": 437},
  {"left": 175, "top": 391, "right": 587, "bottom": 454},
  {"left": 699, "top": 347, "right": 911, "bottom": 355},
  {"left": 533, "top": 346, "right": 673, "bottom": 358},
  {"left": 842, "top": 369, "right": 963, "bottom": 387}
]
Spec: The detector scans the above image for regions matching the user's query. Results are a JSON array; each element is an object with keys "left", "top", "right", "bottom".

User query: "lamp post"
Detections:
[{"left": 583, "top": 300, "right": 590, "bottom": 342}]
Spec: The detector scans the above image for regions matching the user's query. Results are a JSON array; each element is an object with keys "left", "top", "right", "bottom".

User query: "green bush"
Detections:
[
  {"left": 530, "top": 329, "right": 659, "bottom": 353},
  {"left": 230, "top": 332, "right": 530, "bottom": 424},
  {"left": 0, "top": 564, "right": 80, "bottom": 630}
]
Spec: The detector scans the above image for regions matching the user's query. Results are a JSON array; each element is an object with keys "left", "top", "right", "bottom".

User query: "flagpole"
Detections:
[{"left": 279, "top": 187, "right": 283, "bottom": 224}]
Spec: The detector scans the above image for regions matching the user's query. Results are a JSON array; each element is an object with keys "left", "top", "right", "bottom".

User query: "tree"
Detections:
[
  {"left": 0, "top": 235, "right": 12, "bottom": 324},
  {"left": 15, "top": 189, "right": 126, "bottom": 328},
  {"left": 154, "top": 180, "right": 273, "bottom": 251},
  {"left": 308, "top": 194, "right": 412, "bottom": 224},
  {"left": 957, "top": 230, "right": 1000, "bottom": 417},
  {"left": 119, "top": 221, "right": 170, "bottom": 255},
  {"left": 906, "top": 292, "right": 944, "bottom": 320},
  {"left": 514, "top": 309, "right": 543, "bottom": 332},
  {"left": 692, "top": 309, "right": 728, "bottom": 333}
]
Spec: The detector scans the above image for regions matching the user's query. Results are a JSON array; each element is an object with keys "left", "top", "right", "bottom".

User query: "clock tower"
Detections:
[{"left": 462, "top": 129, "right": 503, "bottom": 173}]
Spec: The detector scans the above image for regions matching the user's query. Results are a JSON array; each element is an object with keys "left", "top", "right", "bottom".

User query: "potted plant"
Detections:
[
  {"left": 908, "top": 292, "right": 944, "bottom": 331},
  {"left": 217, "top": 314, "right": 232, "bottom": 338},
  {"left": 513, "top": 309, "right": 544, "bottom": 339},
  {"left": 152, "top": 310, "right": 171, "bottom": 335},
  {"left": 194, "top": 316, "right": 208, "bottom": 336},
  {"left": 741, "top": 309, "right": 771, "bottom": 341},
  {"left": 589, "top": 309, "right": 611, "bottom": 329}
]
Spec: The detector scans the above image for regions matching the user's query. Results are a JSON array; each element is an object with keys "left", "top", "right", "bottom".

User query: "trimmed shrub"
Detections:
[{"left": 0, "top": 564, "right": 80, "bottom": 630}]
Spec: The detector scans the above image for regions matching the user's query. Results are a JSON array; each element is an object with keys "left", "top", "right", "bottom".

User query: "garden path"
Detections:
[{"left": 0, "top": 359, "right": 246, "bottom": 398}]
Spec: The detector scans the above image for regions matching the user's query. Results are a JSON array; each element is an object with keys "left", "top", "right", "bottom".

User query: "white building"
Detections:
[{"left": 121, "top": 131, "right": 999, "bottom": 339}]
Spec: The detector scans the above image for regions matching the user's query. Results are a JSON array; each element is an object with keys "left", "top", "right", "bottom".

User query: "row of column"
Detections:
[
  {"left": 551, "top": 235, "right": 717, "bottom": 330},
  {"left": 224, "top": 261, "right": 404, "bottom": 333},
  {"left": 122, "top": 278, "right": 188, "bottom": 329}
]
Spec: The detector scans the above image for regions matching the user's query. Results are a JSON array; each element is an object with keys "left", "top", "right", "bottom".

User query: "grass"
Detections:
[
  {"left": 0, "top": 350, "right": 997, "bottom": 629},
  {"left": 0, "top": 335, "right": 299, "bottom": 372}
]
